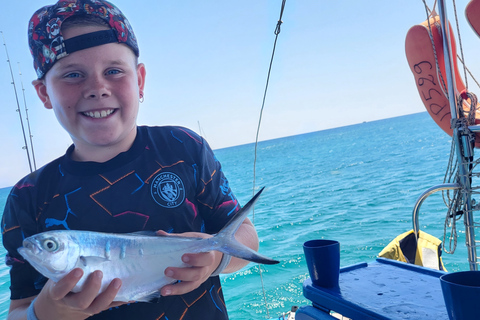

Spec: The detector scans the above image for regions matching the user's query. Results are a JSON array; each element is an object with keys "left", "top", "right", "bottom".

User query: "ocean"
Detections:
[{"left": 0, "top": 112, "right": 471, "bottom": 319}]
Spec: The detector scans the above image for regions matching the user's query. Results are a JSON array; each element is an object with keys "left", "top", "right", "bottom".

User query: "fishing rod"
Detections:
[
  {"left": 1, "top": 31, "right": 35, "bottom": 173},
  {"left": 197, "top": 120, "right": 208, "bottom": 140},
  {"left": 18, "top": 62, "right": 37, "bottom": 171},
  {"left": 253, "top": 0, "right": 287, "bottom": 205},
  {"left": 251, "top": 1, "right": 287, "bottom": 318}
]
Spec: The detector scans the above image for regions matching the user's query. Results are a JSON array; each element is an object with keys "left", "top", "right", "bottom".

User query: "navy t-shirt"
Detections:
[{"left": 2, "top": 126, "right": 240, "bottom": 319}]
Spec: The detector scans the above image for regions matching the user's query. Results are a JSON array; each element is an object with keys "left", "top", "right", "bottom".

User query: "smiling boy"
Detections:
[
  {"left": 2, "top": 1, "right": 260, "bottom": 319},
  {"left": 35, "top": 23, "right": 143, "bottom": 163}
]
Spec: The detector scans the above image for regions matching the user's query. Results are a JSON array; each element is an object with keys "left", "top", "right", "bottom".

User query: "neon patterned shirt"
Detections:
[{"left": 2, "top": 126, "right": 240, "bottom": 319}]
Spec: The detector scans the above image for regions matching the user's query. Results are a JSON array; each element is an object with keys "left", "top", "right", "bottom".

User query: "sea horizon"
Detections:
[{"left": 0, "top": 111, "right": 426, "bottom": 190}]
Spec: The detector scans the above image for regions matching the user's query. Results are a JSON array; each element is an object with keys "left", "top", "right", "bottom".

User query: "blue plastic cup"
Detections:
[
  {"left": 440, "top": 271, "right": 480, "bottom": 320},
  {"left": 303, "top": 239, "right": 340, "bottom": 289}
]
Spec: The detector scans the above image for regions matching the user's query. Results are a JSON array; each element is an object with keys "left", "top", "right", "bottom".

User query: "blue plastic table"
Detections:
[{"left": 296, "top": 258, "right": 449, "bottom": 320}]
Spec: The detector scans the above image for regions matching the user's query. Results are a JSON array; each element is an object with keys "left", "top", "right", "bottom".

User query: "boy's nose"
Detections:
[{"left": 84, "top": 76, "right": 111, "bottom": 99}]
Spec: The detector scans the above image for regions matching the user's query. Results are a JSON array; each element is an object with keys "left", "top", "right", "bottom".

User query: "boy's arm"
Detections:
[{"left": 7, "top": 297, "right": 33, "bottom": 320}]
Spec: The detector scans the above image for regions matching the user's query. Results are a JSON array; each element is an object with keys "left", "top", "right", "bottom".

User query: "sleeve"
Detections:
[
  {"left": 2, "top": 183, "right": 46, "bottom": 300},
  {"left": 192, "top": 134, "right": 241, "bottom": 234}
]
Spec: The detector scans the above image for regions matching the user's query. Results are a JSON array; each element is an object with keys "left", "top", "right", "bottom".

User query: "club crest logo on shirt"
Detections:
[{"left": 151, "top": 172, "right": 185, "bottom": 208}]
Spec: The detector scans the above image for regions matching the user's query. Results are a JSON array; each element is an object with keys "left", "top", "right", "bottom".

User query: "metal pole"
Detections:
[{"left": 437, "top": 0, "right": 477, "bottom": 270}]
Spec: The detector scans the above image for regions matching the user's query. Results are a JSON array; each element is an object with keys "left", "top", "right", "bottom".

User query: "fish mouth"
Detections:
[
  {"left": 17, "top": 239, "right": 41, "bottom": 265},
  {"left": 19, "top": 239, "right": 40, "bottom": 256},
  {"left": 17, "top": 247, "right": 28, "bottom": 259},
  {"left": 82, "top": 109, "right": 116, "bottom": 119}
]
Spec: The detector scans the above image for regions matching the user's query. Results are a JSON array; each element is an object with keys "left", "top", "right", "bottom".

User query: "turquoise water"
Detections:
[{"left": 0, "top": 112, "right": 471, "bottom": 319}]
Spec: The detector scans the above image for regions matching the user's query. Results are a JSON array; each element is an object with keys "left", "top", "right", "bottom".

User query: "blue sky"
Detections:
[{"left": 1, "top": 0, "right": 480, "bottom": 187}]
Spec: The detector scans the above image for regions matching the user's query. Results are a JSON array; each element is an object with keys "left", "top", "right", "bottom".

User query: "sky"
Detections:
[{"left": 1, "top": 0, "right": 480, "bottom": 188}]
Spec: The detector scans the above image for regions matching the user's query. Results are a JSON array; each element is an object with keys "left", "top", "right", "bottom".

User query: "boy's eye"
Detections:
[
  {"left": 64, "top": 72, "right": 81, "bottom": 79},
  {"left": 106, "top": 69, "right": 121, "bottom": 75}
]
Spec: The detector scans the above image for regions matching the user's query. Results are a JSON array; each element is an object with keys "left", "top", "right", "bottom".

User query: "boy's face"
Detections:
[{"left": 33, "top": 25, "right": 146, "bottom": 161}]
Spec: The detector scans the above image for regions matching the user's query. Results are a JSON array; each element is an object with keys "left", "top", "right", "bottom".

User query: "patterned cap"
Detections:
[{"left": 28, "top": 0, "right": 139, "bottom": 79}]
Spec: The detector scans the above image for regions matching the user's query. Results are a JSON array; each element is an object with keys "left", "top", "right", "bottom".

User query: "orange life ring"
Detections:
[
  {"left": 405, "top": 14, "right": 480, "bottom": 147},
  {"left": 466, "top": 0, "right": 480, "bottom": 38}
]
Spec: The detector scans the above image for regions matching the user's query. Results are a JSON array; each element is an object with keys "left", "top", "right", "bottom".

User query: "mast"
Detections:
[{"left": 437, "top": 0, "right": 477, "bottom": 270}]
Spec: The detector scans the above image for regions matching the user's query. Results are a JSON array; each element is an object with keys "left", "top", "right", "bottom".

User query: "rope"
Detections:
[
  {"left": 457, "top": 55, "right": 480, "bottom": 90},
  {"left": 442, "top": 93, "right": 479, "bottom": 256},
  {"left": 443, "top": 186, "right": 461, "bottom": 254},
  {"left": 442, "top": 132, "right": 459, "bottom": 253},
  {"left": 452, "top": 0, "right": 469, "bottom": 90},
  {"left": 252, "top": 1, "right": 286, "bottom": 318},
  {"left": 464, "top": 91, "right": 478, "bottom": 125}
]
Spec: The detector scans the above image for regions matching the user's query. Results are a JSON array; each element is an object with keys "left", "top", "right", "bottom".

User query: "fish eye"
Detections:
[{"left": 42, "top": 239, "right": 59, "bottom": 252}]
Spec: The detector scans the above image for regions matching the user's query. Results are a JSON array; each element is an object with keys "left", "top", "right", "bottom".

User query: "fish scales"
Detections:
[
  {"left": 74, "top": 232, "right": 199, "bottom": 301},
  {"left": 17, "top": 188, "right": 279, "bottom": 302}
]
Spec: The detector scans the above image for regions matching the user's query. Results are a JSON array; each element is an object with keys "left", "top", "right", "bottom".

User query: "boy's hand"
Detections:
[
  {"left": 35, "top": 268, "right": 124, "bottom": 320},
  {"left": 156, "top": 230, "right": 223, "bottom": 296}
]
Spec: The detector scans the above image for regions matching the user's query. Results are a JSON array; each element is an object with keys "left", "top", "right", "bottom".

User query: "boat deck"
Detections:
[{"left": 296, "top": 258, "right": 448, "bottom": 320}]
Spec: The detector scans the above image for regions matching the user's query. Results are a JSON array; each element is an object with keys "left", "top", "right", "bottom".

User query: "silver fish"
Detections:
[{"left": 17, "top": 188, "right": 278, "bottom": 302}]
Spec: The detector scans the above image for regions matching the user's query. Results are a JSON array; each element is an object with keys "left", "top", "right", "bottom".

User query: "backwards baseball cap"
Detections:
[{"left": 28, "top": 0, "right": 139, "bottom": 79}]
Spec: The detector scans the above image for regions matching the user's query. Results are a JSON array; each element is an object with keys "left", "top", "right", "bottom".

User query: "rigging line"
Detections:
[
  {"left": 18, "top": 62, "right": 37, "bottom": 171},
  {"left": 422, "top": 0, "right": 448, "bottom": 96},
  {"left": 424, "top": 0, "right": 437, "bottom": 15},
  {"left": 451, "top": 0, "right": 469, "bottom": 91},
  {"left": 425, "top": 2, "right": 480, "bottom": 94},
  {"left": 251, "top": 1, "right": 286, "bottom": 319},
  {"left": 457, "top": 55, "right": 480, "bottom": 89},
  {"left": 1, "top": 31, "right": 34, "bottom": 173}
]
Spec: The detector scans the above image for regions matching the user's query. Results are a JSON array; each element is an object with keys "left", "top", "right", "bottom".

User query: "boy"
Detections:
[{"left": 2, "top": 1, "right": 260, "bottom": 319}]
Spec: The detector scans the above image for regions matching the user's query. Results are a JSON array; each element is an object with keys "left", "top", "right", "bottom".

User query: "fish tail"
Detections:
[
  {"left": 211, "top": 187, "right": 279, "bottom": 265},
  {"left": 215, "top": 235, "right": 279, "bottom": 265}
]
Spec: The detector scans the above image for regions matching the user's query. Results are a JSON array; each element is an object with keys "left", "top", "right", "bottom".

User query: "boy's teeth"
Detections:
[{"left": 84, "top": 109, "right": 114, "bottom": 118}]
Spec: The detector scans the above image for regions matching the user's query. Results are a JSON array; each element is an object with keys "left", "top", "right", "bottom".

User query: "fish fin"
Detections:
[
  {"left": 128, "top": 230, "right": 205, "bottom": 241},
  {"left": 126, "top": 231, "right": 158, "bottom": 237},
  {"left": 218, "top": 187, "right": 265, "bottom": 236},
  {"left": 78, "top": 255, "right": 109, "bottom": 267},
  {"left": 212, "top": 187, "right": 279, "bottom": 265},
  {"left": 125, "top": 231, "right": 204, "bottom": 240},
  {"left": 135, "top": 290, "right": 162, "bottom": 303}
]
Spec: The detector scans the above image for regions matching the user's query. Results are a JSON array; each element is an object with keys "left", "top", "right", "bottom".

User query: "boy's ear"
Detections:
[
  {"left": 32, "top": 79, "right": 53, "bottom": 109},
  {"left": 137, "top": 63, "right": 146, "bottom": 93}
]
